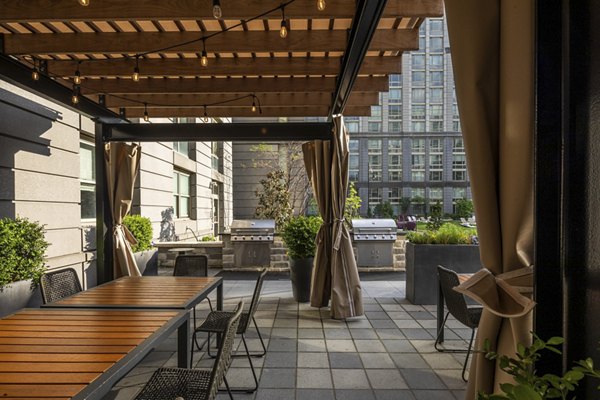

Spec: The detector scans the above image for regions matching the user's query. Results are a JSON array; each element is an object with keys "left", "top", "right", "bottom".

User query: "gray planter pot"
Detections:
[
  {"left": 134, "top": 249, "right": 158, "bottom": 276},
  {"left": 0, "top": 279, "right": 42, "bottom": 318},
  {"left": 290, "top": 257, "right": 314, "bottom": 303},
  {"left": 405, "top": 242, "right": 482, "bottom": 305}
]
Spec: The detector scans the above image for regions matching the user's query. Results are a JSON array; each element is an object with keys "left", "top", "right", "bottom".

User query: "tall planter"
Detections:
[
  {"left": 0, "top": 280, "right": 42, "bottom": 318},
  {"left": 405, "top": 242, "right": 482, "bottom": 304},
  {"left": 134, "top": 249, "right": 158, "bottom": 276},
  {"left": 290, "top": 257, "right": 314, "bottom": 302}
]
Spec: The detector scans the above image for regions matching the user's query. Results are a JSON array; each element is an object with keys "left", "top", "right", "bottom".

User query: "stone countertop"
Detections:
[{"left": 154, "top": 241, "right": 223, "bottom": 248}]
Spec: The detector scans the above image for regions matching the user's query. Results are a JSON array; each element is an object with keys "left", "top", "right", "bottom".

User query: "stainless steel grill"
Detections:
[
  {"left": 231, "top": 219, "right": 275, "bottom": 267},
  {"left": 352, "top": 219, "right": 397, "bottom": 267}
]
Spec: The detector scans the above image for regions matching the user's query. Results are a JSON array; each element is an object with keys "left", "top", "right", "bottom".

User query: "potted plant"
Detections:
[
  {"left": 281, "top": 215, "right": 322, "bottom": 302},
  {"left": 0, "top": 217, "right": 49, "bottom": 317},
  {"left": 405, "top": 222, "right": 480, "bottom": 304},
  {"left": 122, "top": 214, "right": 157, "bottom": 275}
]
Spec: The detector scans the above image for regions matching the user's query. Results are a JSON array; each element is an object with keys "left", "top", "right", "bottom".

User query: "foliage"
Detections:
[
  {"left": 374, "top": 201, "right": 395, "bottom": 218},
  {"left": 201, "top": 235, "right": 216, "bottom": 241},
  {"left": 344, "top": 182, "right": 362, "bottom": 224},
  {"left": 455, "top": 198, "right": 474, "bottom": 219},
  {"left": 255, "top": 170, "right": 293, "bottom": 230},
  {"left": 427, "top": 200, "right": 444, "bottom": 231},
  {"left": 122, "top": 215, "right": 153, "bottom": 253},
  {"left": 478, "top": 335, "right": 600, "bottom": 400},
  {"left": 367, "top": 206, "right": 374, "bottom": 218},
  {"left": 281, "top": 216, "right": 322, "bottom": 260},
  {"left": 406, "top": 222, "right": 476, "bottom": 244},
  {"left": 0, "top": 217, "right": 49, "bottom": 288},
  {"left": 399, "top": 197, "right": 412, "bottom": 215}
]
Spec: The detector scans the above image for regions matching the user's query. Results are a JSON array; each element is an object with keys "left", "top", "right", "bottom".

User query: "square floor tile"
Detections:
[
  {"left": 328, "top": 352, "right": 363, "bottom": 369},
  {"left": 382, "top": 339, "right": 416, "bottom": 353},
  {"left": 350, "top": 329, "right": 379, "bottom": 339},
  {"left": 270, "top": 328, "right": 297, "bottom": 338},
  {"left": 324, "top": 329, "right": 352, "bottom": 339},
  {"left": 335, "top": 389, "right": 376, "bottom": 400},
  {"left": 374, "top": 389, "right": 416, "bottom": 400},
  {"left": 297, "top": 352, "right": 329, "bottom": 368},
  {"left": 331, "top": 369, "right": 371, "bottom": 389},
  {"left": 400, "top": 369, "right": 446, "bottom": 390},
  {"left": 389, "top": 353, "right": 429, "bottom": 369},
  {"left": 297, "top": 368, "right": 333, "bottom": 388},
  {"left": 422, "top": 353, "right": 463, "bottom": 370},
  {"left": 366, "top": 369, "right": 408, "bottom": 389},
  {"left": 264, "top": 352, "right": 297, "bottom": 368},
  {"left": 376, "top": 329, "right": 405, "bottom": 339},
  {"left": 298, "top": 328, "right": 324, "bottom": 338},
  {"left": 268, "top": 338, "right": 297, "bottom": 352},
  {"left": 326, "top": 339, "right": 356, "bottom": 352},
  {"left": 259, "top": 368, "right": 296, "bottom": 388},
  {"left": 355, "top": 339, "right": 387, "bottom": 353},
  {"left": 297, "top": 389, "right": 335, "bottom": 400},
  {"left": 298, "top": 339, "right": 326, "bottom": 352},
  {"left": 360, "top": 353, "right": 396, "bottom": 369},
  {"left": 412, "top": 390, "right": 456, "bottom": 400},
  {"left": 255, "top": 388, "right": 294, "bottom": 400}
]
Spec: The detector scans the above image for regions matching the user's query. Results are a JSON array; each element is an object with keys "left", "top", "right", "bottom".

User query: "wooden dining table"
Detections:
[
  {"left": 42, "top": 276, "right": 224, "bottom": 368},
  {"left": 437, "top": 273, "right": 471, "bottom": 342},
  {"left": 0, "top": 308, "right": 187, "bottom": 400}
]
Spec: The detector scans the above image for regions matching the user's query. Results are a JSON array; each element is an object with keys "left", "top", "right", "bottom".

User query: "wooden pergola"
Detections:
[{"left": 0, "top": 0, "right": 443, "bottom": 282}]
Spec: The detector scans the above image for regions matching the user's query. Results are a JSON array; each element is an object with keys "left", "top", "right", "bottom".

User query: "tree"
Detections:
[
  {"left": 344, "top": 181, "right": 362, "bottom": 224},
  {"left": 374, "top": 201, "right": 395, "bottom": 218},
  {"left": 254, "top": 170, "right": 293, "bottom": 229},
  {"left": 455, "top": 198, "right": 474, "bottom": 219},
  {"left": 399, "top": 197, "right": 412, "bottom": 215},
  {"left": 426, "top": 200, "right": 443, "bottom": 231}
]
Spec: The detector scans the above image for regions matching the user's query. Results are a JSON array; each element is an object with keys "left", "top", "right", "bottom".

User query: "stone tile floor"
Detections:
[{"left": 103, "top": 278, "right": 471, "bottom": 400}]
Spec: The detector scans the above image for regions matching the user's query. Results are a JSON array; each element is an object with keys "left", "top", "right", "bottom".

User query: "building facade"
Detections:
[{"left": 347, "top": 16, "right": 471, "bottom": 216}]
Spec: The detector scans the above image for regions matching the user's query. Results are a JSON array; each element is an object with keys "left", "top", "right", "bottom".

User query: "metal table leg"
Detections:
[
  {"left": 177, "top": 315, "right": 190, "bottom": 368},
  {"left": 437, "top": 278, "right": 444, "bottom": 343}
]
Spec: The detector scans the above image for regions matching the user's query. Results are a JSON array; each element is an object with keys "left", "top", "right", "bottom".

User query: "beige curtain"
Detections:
[
  {"left": 444, "top": 0, "right": 536, "bottom": 397},
  {"left": 105, "top": 142, "right": 142, "bottom": 279},
  {"left": 302, "top": 116, "right": 363, "bottom": 318}
]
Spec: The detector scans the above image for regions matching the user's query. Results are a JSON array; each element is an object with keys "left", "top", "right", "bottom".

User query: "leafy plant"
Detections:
[
  {"left": 201, "top": 235, "right": 216, "bottom": 242},
  {"left": 280, "top": 216, "right": 322, "bottom": 260},
  {"left": 122, "top": 215, "right": 153, "bottom": 253},
  {"left": 399, "top": 197, "right": 412, "bottom": 215},
  {"left": 427, "top": 200, "right": 444, "bottom": 231},
  {"left": 478, "top": 335, "right": 600, "bottom": 400},
  {"left": 344, "top": 182, "right": 362, "bottom": 224},
  {"left": 455, "top": 198, "right": 474, "bottom": 219},
  {"left": 255, "top": 170, "right": 293, "bottom": 230},
  {"left": 0, "top": 217, "right": 49, "bottom": 288},
  {"left": 406, "top": 222, "right": 476, "bottom": 244},
  {"left": 374, "top": 201, "right": 395, "bottom": 218}
]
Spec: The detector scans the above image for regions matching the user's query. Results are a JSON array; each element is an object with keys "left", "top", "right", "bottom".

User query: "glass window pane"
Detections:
[
  {"left": 179, "top": 173, "right": 190, "bottom": 196},
  {"left": 412, "top": 88, "right": 425, "bottom": 103},
  {"left": 430, "top": 88, "right": 443, "bottom": 103},
  {"left": 412, "top": 71, "right": 425, "bottom": 86},
  {"left": 430, "top": 37, "right": 443, "bottom": 52},
  {"left": 80, "top": 143, "right": 95, "bottom": 182},
  {"left": 80, "top": 185, "right": 96, "bottom": 219},
  {"left": 179, "top": 197, "right": 190, "bottom": 218}
]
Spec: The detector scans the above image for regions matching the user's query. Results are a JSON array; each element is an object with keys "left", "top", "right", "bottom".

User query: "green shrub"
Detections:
[
  {"left": 201, "top": 235, "right": 216, "bottom": 242},
  {"left": 0, "top": 217, "right": 49, "bottom": 288},
  {"left": 281, "top": 216, "right": 322, "bottom": 260},
  {"left": 122, "top": 215, "right": 153, "bottom": 252},
  {"left": 406, "top": 222, "right": 476, "bottom": 244}
]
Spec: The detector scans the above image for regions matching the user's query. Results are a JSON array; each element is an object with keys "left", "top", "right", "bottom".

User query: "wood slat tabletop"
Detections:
[
  {"left": 43, "top": 276, "right": 222, "bottom": 309},
  {"left": 0, "top": 308, "right": 184, "bottom": 400}
]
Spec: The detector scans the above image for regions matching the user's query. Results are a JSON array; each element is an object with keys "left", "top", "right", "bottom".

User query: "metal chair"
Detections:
[
  {"left": 135, "top": 301, "right": 243, "bottom": 400},
  {"left": 192, "top": 269, "right": 268, "bottom": 393},
  {"left": 434, "top": 265, "right": 482, "bottom": 382},
  {"left": 174, "top": 254, "right": 213, "bottom": 311},
  {"left": 40, "top": 268, "right": 83, "bottom": 304}
]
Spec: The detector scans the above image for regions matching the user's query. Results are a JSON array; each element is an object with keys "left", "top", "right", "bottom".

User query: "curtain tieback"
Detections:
[
  {"left": 113, "top": 224, "right": 138, "bottom": 249},
  {"left": 331, "top": 218, "right": 346, "bottom": 251},
  {"left": 453, "top": 266, "right": 535, "bottom": 318}
]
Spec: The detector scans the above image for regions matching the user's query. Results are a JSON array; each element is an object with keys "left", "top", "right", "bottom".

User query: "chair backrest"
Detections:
[
  {"left": 173, "top": 255, "right": 209, "bottom": 277},
  {"left": 241, "top": 269, "right": 268, "bottom": 332},
  {"left": 207, "top": 300, "right": 243, "bottom": 400},
  {"left": 40, "top": 268, "right": 83, "bottom": 304},
  {"left": 437, "top": 265, "right": 472, "bottom": 327}
]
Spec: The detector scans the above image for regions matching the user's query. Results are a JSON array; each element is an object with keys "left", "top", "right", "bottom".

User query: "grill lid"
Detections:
[
  {"left": 231, "top": 219, "right": 275, "bottom": 231},
  {"left": 352, "top": 219, "right": 397, "bottom": 241}
]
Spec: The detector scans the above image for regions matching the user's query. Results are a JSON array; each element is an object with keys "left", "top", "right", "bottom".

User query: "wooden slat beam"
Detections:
[
  {"left": 122, "top": 106, "right": 371, "bottom": 118},
  {"left": 3, "top": 30, "right": 418, "bottom": 55},
  {"left": 103, "top": 92, "right": 379, "bottom": 108},
  {"left": 46, "top": 56, "right": 402, "bottom": 78},
  {"left": 0, "top": 0, "right": 443, "bottom": 22},
  {"left": 80, "top": 76, "right": 389, "bottom": 95}
]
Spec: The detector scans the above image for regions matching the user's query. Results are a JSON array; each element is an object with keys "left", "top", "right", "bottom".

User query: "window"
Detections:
[
  {"left": 429, "top": 19, "right": 443, "bottom": 34},
  {"left": 412, "top": 139, "right": 425, "bottom": 153},
  {"left": 411, "top": 188, "right": 426, "bottom": 214},
  {"left": 80, "top": 140, "right": 96, "bottom": 220},
  {"left": 368, "top": 140, "right": 382, "bottom": 182},
  {"left": 430, "top": 104, "right": 443, "bottom": 120},
  {"left": 370, "top": 105, "right": 382, "bottom": 119},
  {"left": 452, "top": 154, "right": 467, "bottom": 181},
  {"left": 389, "top": 155, "right": 402, "bottom": 181},
  {"left": 453, "top": 188, "right": 467, "bottom": 213},
  {"left": 430, "top": 37, "right": 444, "bottom": 52},
  {"left": 173, "top": 142, "right": 189, "bottom": 157},
  {"left": 173, "top": 170, "right": 191, "bottom": 218},
  {"left": 349, "top": 154, "right": 359, "bottom": 182},
  {"left": 389, "top": 121, "right": 402, "bottom": 132},
  {"left": 411, "top": 155, "right": 425, "bottom": 181},
  {"left": 453, "top": 138, "right": 465, "bottom": 152},
  {"left": 411, "top": 104, "right": 426, "bottom": 120},
  {"left": 347, "top": 122, "right": 359, "bottom": 132},
  {"left": 412, "top": 71, "right": 425, "bottom": 86},
  {"left": 430, "top": 138, "right": 443, "bottom": 152},
  {"left": 430, "top": 121, "right": 444, "bottom": 132},
  {"left": 389, "top": 88, "right": 402, "bottom": 102},
  {"left": 429, "top": 54, "right": 443, "bottom": 68},
  {"left": 453, "top": 104, "right": 460, "bottom": 119},
  {"left": 412, "top": 88, "right": 426, "bottom": 103},
  {"left": 412, "top": 54, "right": 425, "bottom": 69},
  {"left": 349, "top": 139, "right": 360, "bottom": 152},
  {"left": 430, "top": 71, "right": 444, "bottom": 86},
  {"left": 389, "top": 105, "right": 402, "bottom": 119},
  {"left": 389, "top": 188, "right": 402, "bottom": 212},
  {"left": 211, "top": 142, "right": 219, "bottom": 171},
  {"left": 430, "top": 88, "right": 443, "bottom": 103},
  {"left": 389, "top": 74, "right": 402, "bottom": 87},
  {"left": 418, "top": 36, "right": 426, "bottom": 50},
  {"left": 429, "top": 188, "right": 443, "bottom": 201},
  {"left": 389, "top": 139, "right": 402, "bottom": 152},
  {"left": 429, "top": 155, "right": 443, "bottom": 181},
  {"left": 453, "top": 120, "right": 461, "bottom": 132},
  {"left": 368, "top": 121, "right": 381, "bottom": 132},
  {"left": 411, "top": 121, "right": 425, "bottom": 132},
  {"left": 369, "top": 188, "right": 383, "bottom": 207}
]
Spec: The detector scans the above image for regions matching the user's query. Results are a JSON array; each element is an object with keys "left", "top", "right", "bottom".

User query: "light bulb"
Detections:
[
  {"left": 74, "top": 70, "right": 81, "bottom": 85},
  {"left": 78, "top": 0, "right": 90, "bottom": 6},
  {"left": 317, "top": 0, "right": 326, "bottom": 11},
  {"left": 201, "top": 50, "right": 208, "bottom": 67},
  {"left": 143, "top": 111, "right": 149, "bottom": 121},
  {"left": 132, "top": 66, "right": 140, "bottom": 82},
  {"left": 251, "top": 103, "right": 257, "bottom": 113},
  {"left": 71, "top": 85, "right": 80, "bottom": 104},
  {"left": 280, "top": 20, "right": 288, "bottom": 38},
  {"left": 212, "top": 0, "right": 222, "bottom": 19},
  {"left": 32, "top": 70, "right": 39, "bottom": 81}
]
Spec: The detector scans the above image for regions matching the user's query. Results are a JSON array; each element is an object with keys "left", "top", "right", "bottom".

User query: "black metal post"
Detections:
[{"left": 95, "top": 122, "right": 114, "bottom": 284}]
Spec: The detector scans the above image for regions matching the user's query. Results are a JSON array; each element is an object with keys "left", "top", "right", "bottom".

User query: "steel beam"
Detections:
[{"left": 330, "top": 0, "right": 388, "bottom": 117}]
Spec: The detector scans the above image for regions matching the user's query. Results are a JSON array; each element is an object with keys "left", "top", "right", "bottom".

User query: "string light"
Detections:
[
  {"left": 73, "top": 61, "right": 82, "bottom": 85},
  {"left": 251, "top": 99, "right": 257, "bottom": 113},
  {"left": 143, "top": 103, "right": 149, "bottom": 121},
  {"left": 201, "top": 40, "right": 208, "bottom": 67},
  {"left": 212, "top": 0, "right": 222, "bottom": 19},
  {"left": 203, "top": 106, "right": 209, "bottom": 123},
  {"left": 317, "top": 0, "right": 326, "bottom": 11},
  {"left": 71, "top": 84, "right": 80, "bottom": 104},
  {"left": 78, "top": 0, "right": 90, "bottom": 6},
  {"left": 132, "top": 56, "right": 140, "bottom": 82},
  {"left": 280, "top": 6, "right": 288, "bottom": 38},
  {"left": 31, "top": 59, "right": 40, "bottom": 81}
]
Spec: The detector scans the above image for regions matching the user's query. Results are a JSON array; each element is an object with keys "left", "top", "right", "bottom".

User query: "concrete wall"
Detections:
[{"left": 0, "top": 80, "right": 97, "bottom": 288}]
